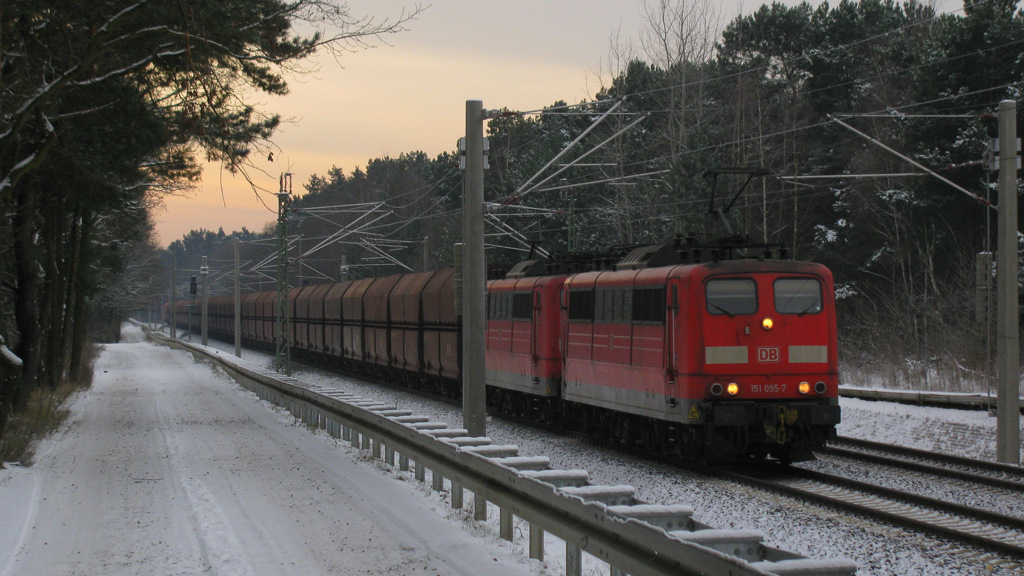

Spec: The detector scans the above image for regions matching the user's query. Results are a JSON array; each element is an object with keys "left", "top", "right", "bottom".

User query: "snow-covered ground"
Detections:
[
  {"left": 0, "top": 325, "right": 538, "bottom": 576},
  {"left": 4, "top": 325, "right": 1023, "bottom": 576},
  {"left": 186, "top": 331, "right": 1024, "bottom": 576}
]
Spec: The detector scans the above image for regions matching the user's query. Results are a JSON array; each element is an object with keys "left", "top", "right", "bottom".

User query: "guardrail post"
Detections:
[
  {"left": 371, "top": 438, "right": 381, "bottom": 460},
  {"left": 351, "top": 428, "right": 360, "bottom": 449},
  {"left": 360, "top": 433, "right": 370, "bottom": 451},
  {"left": 432, "top": 469, "right": 444, "bottom": 492},
  {"left": 451, "top": 481, "right": 463, "bottom": 508},
  {"left": 567, "top": 542, "right": 583, "bottom": 576},
  {"left": 530, "top": 524, "right": 544, "bottom": 561},
  {"left": 399, "top": 453, "right": 409, "bottom": 471},
  {"left": 474, "top": 493, "right": 487, "bottom": 521},
  {"left": 414, "top": 460, "right": 425, "bottom": 482},
  {"left": 385, "top": 445, "right": 395, "bottom": 466},
  {"left": 500, "top": 508, "right": 513, "bottom": 541}
]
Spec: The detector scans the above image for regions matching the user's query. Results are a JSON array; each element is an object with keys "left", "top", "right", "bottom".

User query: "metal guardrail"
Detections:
[{"left": 151, "top": 332, "right": 856, "bottom": 576}]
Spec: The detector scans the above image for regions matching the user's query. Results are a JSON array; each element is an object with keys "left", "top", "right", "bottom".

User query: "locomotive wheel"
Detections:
[{"left": 679, "top": 428, "right": 706, "bottom": 462}]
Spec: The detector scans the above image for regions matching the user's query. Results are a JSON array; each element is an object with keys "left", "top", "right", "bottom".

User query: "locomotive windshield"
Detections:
[
  {"left": 774, "top": 277, "right": 823, "bottom": 315},
  {"left": 706, "top": 278, "right": 757, "bottom": 316}
]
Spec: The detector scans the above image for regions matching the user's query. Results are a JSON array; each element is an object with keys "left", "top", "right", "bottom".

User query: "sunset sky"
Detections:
[{"left": 153, "top": 0, "right": 956, "bottom": 247}]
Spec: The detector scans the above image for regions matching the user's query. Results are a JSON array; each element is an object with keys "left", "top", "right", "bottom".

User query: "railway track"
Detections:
[
  {"left": 713, "top": 459, "right": 1024, "bottom": 567},
  {"left": 289, "top": 351, "right": 1024, "bottom": 564},
  {"left": 194, "top": 335, "right": 1024, "bottom": 570},
  {"left": 823, "top": 436, "right": 1024, "bottom": 492}
]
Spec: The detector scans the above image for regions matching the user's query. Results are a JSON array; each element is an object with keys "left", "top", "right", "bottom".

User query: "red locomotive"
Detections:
[
  {"left": 483, "top": 242, "right": 839, "bottom": 462},
  {"left": 168, "top": 240, "right": 839, "bottom": 463}
]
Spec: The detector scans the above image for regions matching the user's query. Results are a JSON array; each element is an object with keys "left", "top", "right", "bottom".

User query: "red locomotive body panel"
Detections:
[
  {"left": 485, "top": 275, "right": 566, "bottom": 397},
  {"left": 681, "top": 260, "right": 839, "bottom": 401},
  {"left": 563, "top": 269, "right": 671, "bottom": 419},
  {"left": 562, "top": 260, "right": 839, "bottom": 432}
]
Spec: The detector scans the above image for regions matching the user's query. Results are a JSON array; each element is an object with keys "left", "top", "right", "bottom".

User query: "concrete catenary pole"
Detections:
[
  {"left": 234, "top": 237, "right": 242, "bottom": 358},
  {"left": 996, "top": 100, "right": 1020, "bottom": 465},
  {"left": 463, "top": 100, "right": 487, "bottom": 437},
  {"left": 201, "top": 255, "right": 209, "bottom": 346}
]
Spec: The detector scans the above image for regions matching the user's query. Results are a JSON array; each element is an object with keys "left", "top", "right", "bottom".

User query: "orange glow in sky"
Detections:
[
  {"left": 155, "top": 1, "right": 622, "bottom": 245},
  {"left": 153, "top": 0, "right": 955, "bottom": 246}
]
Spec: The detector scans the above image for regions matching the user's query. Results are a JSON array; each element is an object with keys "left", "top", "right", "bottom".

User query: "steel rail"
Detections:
[
  {"left": 821, "top": 444, "right": 1024, "bottom": 493},
  {"left": 833, "top": 436, "right": 1024, "bottom": 477},
  {"left": 716, "top": 465, "right": 1024, "bottom": 561}
]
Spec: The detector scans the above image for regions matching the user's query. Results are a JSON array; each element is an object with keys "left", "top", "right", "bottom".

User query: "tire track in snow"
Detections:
[{"left": 155, "top": 375, "right": 256, "bottom": 576}]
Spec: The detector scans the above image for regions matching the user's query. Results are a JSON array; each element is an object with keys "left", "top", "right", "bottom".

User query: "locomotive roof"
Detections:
[{"left": 501, "top": 236, "right": 794, "bottom": 279}]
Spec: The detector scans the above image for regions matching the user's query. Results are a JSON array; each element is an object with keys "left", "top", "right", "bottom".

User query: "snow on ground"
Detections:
[
  {"left": 184, "top": 332, "right": 1024, "bottom": 576},
  {"left": 0, "top": 325, "right": 539, "bottom": 576},
  {"left": 837, "top": 396, "right": 1021, "bottom": 462},
  {"left": 6, "top": 325, "right": 1022, "bottom": 576}
]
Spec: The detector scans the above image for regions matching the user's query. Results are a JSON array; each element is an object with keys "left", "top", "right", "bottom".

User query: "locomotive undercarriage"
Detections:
[
  {"left": 488, "top": 385, "right": 838, "bottom": 464},
  {"left": 233, "top": 336, "right": 836, "bottom": 464}
]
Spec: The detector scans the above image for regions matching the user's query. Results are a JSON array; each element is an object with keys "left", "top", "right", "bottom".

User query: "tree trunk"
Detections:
[
  {"left": 44, "top": 193, "right": 67, "bottom": 389},
  {"left": 69, "top": 213, "right": 93, "bottom": 383},
  {"left": 12, "top": 183, "right": 40, "bottom": 411},
  {"left": 58, "top": 205, "right": 83, "bottom": 383}
]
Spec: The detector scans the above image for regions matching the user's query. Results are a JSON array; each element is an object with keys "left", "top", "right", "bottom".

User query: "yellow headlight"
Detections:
[
  {"left": 726, "top": 382, "right": 739, "bottom": 396},
  {"left": 762, "top": 317, "right": 774, "bottom": 330},
  {"left": 798, "top": 381, "right": 811, "bottom": 395}
]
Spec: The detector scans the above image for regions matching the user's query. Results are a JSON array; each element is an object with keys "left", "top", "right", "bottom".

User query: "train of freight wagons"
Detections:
[{"left": 168, "top": 236, "right": 840, "bottom": 463}]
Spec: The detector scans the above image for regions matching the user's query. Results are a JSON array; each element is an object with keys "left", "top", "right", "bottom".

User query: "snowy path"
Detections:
[{"left": 0, "top": 331, "right": 536, "bottom": 576}]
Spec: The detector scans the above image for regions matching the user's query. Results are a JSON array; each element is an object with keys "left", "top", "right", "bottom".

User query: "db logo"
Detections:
[{"left": 757, "top": 347, "right": 780, "bottom": 362}]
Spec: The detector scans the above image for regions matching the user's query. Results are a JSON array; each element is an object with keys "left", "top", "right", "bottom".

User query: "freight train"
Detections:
[{"left": 167, "top": 239, "right": 840, "bottom": 463}]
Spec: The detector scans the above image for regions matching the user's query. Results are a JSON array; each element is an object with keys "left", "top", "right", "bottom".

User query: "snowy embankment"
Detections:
[
  {"left": 0, "top": 325, "right": 537, "bottom": 576},
  {"left": 186, "top": 332, "right": 1024, "bottom": 576},
  {"left": 4, "top": 325, "right": 1022, "bottom": 576}
]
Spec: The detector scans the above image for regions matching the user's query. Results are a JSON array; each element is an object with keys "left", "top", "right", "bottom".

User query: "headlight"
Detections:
[
  {"left": 710, "top": 382, "right": 723, "bottom": 396},
  {"left": 798, "top": 381, "right": 811, "bottom": 395},
  {"left": 762, "top": 317, "right": 774, "bottom": 330},
  {"left": 726, "top": 382, "right": 739, "bottom": 396},
  {"left": 815, "top": 381, "right": 827, "bottom": 394}
]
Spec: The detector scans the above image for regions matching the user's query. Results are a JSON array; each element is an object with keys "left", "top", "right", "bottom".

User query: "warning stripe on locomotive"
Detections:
[
  {"left": 704, "top": 346, "right": 748, "bottom": 364},
  {"left": 704, "top": 345, "right": 828, "bottom": 364}
]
